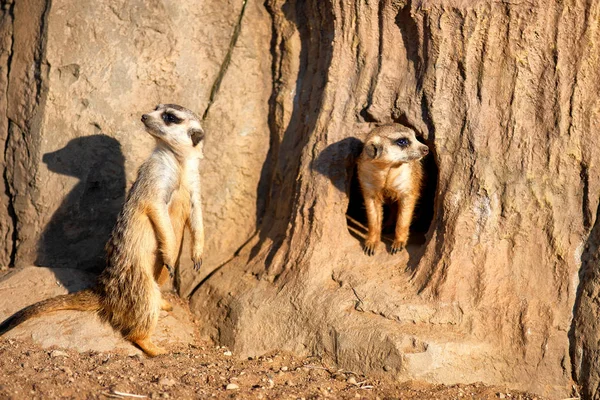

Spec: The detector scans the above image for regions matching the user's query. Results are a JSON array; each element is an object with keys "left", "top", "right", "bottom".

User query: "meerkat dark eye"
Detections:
[
  {"left": 396, "top": 138, "right": 410, "bottom": 147},
  {"left": 162, "top": 112, "right": 182, "bottom": 125}
]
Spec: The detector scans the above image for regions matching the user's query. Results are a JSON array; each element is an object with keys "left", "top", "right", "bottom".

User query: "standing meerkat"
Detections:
[
  {"left": 357, "top": 123, "right": 429, "bottom": 255},
  {"left": 0, "top": 104, "right": 205, "bottom": 357}
]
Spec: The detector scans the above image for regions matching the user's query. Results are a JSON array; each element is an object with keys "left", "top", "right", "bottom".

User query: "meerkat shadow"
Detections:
[
  {"left": 311, "top": 137, "right": 367, "bottom": 244},
  {"left": 312, "top": 137, "right": 363, "bottom": 192},
  {"left": 36, "top": 135, "right": 126, "bottom": 285}
]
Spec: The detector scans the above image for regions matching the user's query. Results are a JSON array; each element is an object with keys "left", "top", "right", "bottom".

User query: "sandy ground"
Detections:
[
  {"left": 0, "top": 272, "right": 547, "bottom": 399},
  {"left": 0, "top": 337, "right": 546, "bottom": 400}
]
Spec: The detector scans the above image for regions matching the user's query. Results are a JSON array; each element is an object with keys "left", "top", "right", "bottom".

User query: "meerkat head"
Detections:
[
  {"left": 362, "top": 123, "right": 429, "bottom": 165},
  {"left": 141, "top": 104, "right": 204, "bottom": 151}
]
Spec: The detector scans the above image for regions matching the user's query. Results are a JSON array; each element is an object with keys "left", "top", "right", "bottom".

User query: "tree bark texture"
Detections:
[
  {"left": 190, "top": 0, "right": 600, "bottom": 398},
  {"left": 3, "top": 0, "right": 600, "bottom": 398}
]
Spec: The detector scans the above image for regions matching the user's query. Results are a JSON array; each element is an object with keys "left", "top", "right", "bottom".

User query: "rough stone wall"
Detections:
[
  {"left": 0, "top": 1, "right": 13, "bottom": 269},
  {"left": 1, "top": 0, "right": 270, "bottom": 290},
  {"left": 1, "top": 0, "right": 51, "bottom": 268},
  {"left": 4, "top": 0, "right": 600, "bottom": 398},
  {"left": 189, "top": 0, "right": 600, "bottom": 398}
]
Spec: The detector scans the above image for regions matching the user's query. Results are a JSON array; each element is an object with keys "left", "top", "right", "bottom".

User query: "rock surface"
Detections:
[
  {"left": 2, "top": 0, "right": 600, "bottom": 398},
  {"left": 190, "top": 0, "right": 600, "bottom": 398},
  {"left": 0, "top": 0, "right": 270, "bottom": 292},
  {"left": 0, "top": 267, "right": 196, "bottom": 354}
]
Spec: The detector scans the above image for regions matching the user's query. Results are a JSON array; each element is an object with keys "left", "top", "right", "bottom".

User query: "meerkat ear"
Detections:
[
  {"left": 365, "top": 143, "right": 382, "bottom": 159},
  {"left": 189, "top": 127, "right": 205, "bottom": 146}
]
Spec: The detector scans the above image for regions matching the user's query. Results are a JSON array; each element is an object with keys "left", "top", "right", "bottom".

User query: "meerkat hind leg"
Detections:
[
  {"left": 160, "top": 297, "right": 173, "bottom": 312},
  {"left": 132, "top": 336, "right": 167, "bottom": 357}
]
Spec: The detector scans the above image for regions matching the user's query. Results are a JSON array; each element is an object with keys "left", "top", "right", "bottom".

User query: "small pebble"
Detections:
[
  {"left": 50, "top": 350, "right": 68, "bottom": 358},
  {"left": 226, "top": 383, "right": 239, "bottom": 390},
  {"left": 280, "top": 366, "right": 288, "bottom": 371},
  {"left": 334, "top": 373, "right": 346, "bottom": 381},
  {"left": 347, "top": 376, "right": 357, "bottom": 385},
  {"left": 498, "top": 394, "right": 506, "bottom": 399},
  {"left": 223, "top": 350, "right": 233, "bottom": 356},
  {"left": 158, "top": 377, "right": 177, "bottom": 387}
]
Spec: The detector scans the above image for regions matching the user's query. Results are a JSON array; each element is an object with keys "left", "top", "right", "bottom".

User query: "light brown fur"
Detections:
[
  {"left": 357, "top": 123, "right": 429, "bottom": 255},
  {"left": 0, "top": 104, "right": 205, "bottom": 357}
]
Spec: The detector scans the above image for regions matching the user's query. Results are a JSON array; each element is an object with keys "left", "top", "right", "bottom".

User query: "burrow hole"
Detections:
[{"left": 346, "top": 145, "right": 438, "bottom": 248}]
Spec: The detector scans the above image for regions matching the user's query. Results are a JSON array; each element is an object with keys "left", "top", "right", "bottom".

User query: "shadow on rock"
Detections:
[
  {"left": 312, "top": 137, "right": 363, "bottom": 193},
  {"left": 36, "top": 135, "right": 125, "bottom": 276}
]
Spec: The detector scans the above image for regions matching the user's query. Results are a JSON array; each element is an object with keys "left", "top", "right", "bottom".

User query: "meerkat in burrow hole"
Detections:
[
  {"left": 0, "top": 104, "right": 205, "bottom": 357},
  {"left": 357, "top": 123, "right": 429, "bottom": 255}
]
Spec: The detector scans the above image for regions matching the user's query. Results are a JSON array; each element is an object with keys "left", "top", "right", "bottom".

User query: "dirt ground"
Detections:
[
  {"left": 0, "top": 273, "right": 549, "bottom": 399},
  {"left": 0, "top": 339, "right": 548, "bottom": 400},
  {"left": 0, "top": 334, "right": 547, "bottom": 399}
]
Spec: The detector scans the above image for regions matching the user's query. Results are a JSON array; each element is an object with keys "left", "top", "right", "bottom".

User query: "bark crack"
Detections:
[
  {"left": 360, "top": 0, "right": 384, "bottom": 122},
  {"left": 3, "top": 126, "right": 17, "bottom": 268},
  {"left": 3, "top": 0, "right": 52, "bottom": 266},
  {"left": 202, "top": 0, "right": 248, "bottom": 121},
  {"left": 3, "top": 0, "right": 17, "bottom": 267},
  {"left": 580, "top": 161, "right": 591, "bottom": 232},
  {"left": 350, "top": 286, "right": 364, "bottom": 312}
]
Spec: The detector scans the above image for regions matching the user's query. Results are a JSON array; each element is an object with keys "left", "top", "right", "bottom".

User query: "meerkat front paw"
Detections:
[
  {"left": 192, "top": 255, "right": 203, "bottom": 271},
  {"left": 363, "top": 239, "right": 380, "bottom": 256},
  {"left": 391, "top": 240, "right": 406, "bottom": 254}
]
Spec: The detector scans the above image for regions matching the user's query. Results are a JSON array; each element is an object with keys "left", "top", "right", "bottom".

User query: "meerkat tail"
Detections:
[{"left": 0, "top": 289, "right": 101, "bottom": 336}]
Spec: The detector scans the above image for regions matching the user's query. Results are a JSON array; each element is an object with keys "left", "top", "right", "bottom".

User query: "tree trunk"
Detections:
[
  {"left": 0, "top": 0, "right": 51, "bottom": 268},
  {"left": 3, "top": 0, "right": 600, "bottom": 397},
  {"left": 190, "top": 0, "right": 600, "bottom": 398}
]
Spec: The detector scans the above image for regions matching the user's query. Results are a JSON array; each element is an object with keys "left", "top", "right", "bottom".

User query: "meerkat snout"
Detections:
[{"left": 142, "top": 104, "right": 204, "bottom": 149}]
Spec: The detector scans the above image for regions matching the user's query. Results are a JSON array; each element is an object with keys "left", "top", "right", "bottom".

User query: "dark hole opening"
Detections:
[{"left": 346, "top": 149, "right": 438, "bottom": 249}]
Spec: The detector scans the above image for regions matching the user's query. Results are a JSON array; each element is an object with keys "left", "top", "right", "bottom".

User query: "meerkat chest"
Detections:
[
  {"left": 359, "top": 162, "right": 413, "bottom": 201},
  {"left": 383, "top": 164, "right": 413, "bottom": 197},
  {"left": 174, "top": 160, "right": 200, "bottom": 202},
  {"left": 167, "top": 181, "right": 194, "bottom": 222}
]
